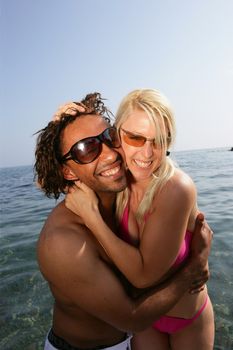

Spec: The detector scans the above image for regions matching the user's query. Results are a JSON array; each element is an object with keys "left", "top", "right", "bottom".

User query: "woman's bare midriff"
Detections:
[{"left": 166, "top": 285, "right": 208, "bottom": 318}]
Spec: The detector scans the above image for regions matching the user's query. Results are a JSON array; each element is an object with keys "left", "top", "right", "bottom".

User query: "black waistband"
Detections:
[{"left": 48, "top": 329, "right": 127, "bottom": 350}]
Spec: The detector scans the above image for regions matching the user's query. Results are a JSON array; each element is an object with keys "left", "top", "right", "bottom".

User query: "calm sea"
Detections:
[{"left": 0, "top": 148, "right": 233, "bottom": 350}]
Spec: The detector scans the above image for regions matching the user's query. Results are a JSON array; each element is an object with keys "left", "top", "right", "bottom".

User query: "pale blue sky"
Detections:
[{"left": 1, "top": 0, "right": 233, "bottom": 168}]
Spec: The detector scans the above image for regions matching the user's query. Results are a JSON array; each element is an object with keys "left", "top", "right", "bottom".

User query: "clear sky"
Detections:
[{"left": 1, "top": 0, "right": 233, "bottom": 168}]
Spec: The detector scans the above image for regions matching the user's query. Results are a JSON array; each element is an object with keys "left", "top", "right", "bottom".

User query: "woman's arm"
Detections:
[
  {"left": 65, "top": 174, "right": 197, "bottom": 288},
  {"left": 40, "top": 211, "right": 211, "bottom": 333}
]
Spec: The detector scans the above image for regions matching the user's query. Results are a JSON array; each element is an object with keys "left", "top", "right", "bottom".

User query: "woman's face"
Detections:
[{"left": 120, "top": 108, "right": 163, "bottom": 182}]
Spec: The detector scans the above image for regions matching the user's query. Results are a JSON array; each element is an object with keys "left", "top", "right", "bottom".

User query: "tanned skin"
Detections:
[{"left": 37, "top": 114, "right": 212, "bottom": 348}]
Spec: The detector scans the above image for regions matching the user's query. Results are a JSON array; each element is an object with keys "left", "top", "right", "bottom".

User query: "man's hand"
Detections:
[
  {"left": 186, "top": 213, "right": 213, "bottom": 293},
  {"left": 53, "top": 102, "right": 86, "bottom": 121}
]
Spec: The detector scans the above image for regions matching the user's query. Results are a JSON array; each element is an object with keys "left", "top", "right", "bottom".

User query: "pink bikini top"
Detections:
[{"left": 118, "top": 205, "right": 192, "bottom": 268}]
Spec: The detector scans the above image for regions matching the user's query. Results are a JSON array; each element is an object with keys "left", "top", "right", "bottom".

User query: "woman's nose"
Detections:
[{"left": 142, "top": 141, "right": 154, "bottom": 158}]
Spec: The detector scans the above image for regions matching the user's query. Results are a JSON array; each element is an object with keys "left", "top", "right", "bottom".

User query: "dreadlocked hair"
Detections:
[{"left": 34, "top": 92, "right": 112, "bottom": 199}]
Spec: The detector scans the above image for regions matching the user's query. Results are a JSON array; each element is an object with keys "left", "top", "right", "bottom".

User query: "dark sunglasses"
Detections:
[
  {"left": 120, "top": 128, "right": 170, "bottom": 156},
  {"left": 61, "top": 127, "right": 121, "bottom": 164}
]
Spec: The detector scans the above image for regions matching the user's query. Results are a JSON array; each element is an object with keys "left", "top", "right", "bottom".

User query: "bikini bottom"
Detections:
[{"left": 152, "top": 296, "right": 208, "bottom": 334}]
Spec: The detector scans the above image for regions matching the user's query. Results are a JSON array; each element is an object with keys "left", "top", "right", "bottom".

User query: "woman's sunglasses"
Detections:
[
  {"left": 120, "top": 128, "right": 157, "bottom": 147},
  {"left": 120, "top": 128, "right": 170, "bottom": 156},
  {"left": 61, "top": 127, "right": 121, "bottom": 164}
]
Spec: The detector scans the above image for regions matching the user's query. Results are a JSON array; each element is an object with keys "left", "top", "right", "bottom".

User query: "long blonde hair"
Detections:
[{"left": 115, "top": 89, "right": 177, "bottom": 223}]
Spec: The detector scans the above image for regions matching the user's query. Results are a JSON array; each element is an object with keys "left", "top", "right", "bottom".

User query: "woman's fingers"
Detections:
[
  {"left": 74, "top": 180, "right": 94, "bottom": 195},
  {"left": 53, "top": 102, "right": 86, "bottom": 121}
]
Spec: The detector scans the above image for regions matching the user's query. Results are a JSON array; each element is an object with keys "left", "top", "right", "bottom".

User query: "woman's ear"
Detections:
[{"left": 62, "top": 165, "right": 79, "bottom": 181}]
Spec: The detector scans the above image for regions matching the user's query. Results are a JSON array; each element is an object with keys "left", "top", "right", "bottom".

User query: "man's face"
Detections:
[{"left": 61, "top": 114, "right": 127, "bottom": 193}]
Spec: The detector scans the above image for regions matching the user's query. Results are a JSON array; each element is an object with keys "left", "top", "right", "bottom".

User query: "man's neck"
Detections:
[{"left": 97, "top": 192, "right": 116, "bottom": 221}]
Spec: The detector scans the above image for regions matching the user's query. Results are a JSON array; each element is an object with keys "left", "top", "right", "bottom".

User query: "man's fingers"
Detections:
[
  {"left": 189, "top": 274, "right": 209, "bottom": 292},
  {"left": 196, "top": 212, "right": 205, "bottom": 222},
  {"left": 189, "top": 279, "right": 208, "bottom": 293},
  {"left": 197, "top": 219, "right": 213, "bottom": 243},
  {"left": 192, "top": 212, "right": 205, "bottom": 240},
  {"left": 194, "top": 213, "right": 205, "bottom": 232},
  {"left": 189, "top": 285, "right": 205, "bottom": 294}
]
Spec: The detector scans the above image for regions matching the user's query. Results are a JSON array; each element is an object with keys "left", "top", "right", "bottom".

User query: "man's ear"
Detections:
[{"left": 62, "top": 165, "right": 79, "bottom": 181}]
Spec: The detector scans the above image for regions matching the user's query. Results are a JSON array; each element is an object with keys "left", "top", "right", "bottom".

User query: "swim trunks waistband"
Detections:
[{"left": 45, "top": 329, "right": 132, "bottom": 350}]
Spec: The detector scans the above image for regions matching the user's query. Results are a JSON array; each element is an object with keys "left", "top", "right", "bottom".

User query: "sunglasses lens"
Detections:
[
  {"left": 103, "top": 128, "right": 121, "bottom": 147},
  {"left": 64, "top": 128, "right": 120, "bottom": 164},
  {"left": 122, "top": 133, "right": 145, "bottom": 147},
  {"left": 72, "top": 138, "right": 101, "bottom": 163}
]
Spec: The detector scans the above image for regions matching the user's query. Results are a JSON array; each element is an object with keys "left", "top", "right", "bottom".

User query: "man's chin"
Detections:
[{"left": 99, "top": 177, "right": 127, "bottom": 193}]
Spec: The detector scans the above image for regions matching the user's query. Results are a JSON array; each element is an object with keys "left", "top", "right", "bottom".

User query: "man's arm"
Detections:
[{"left": 39, "top": 210, "right": 212, "bottom": 333}]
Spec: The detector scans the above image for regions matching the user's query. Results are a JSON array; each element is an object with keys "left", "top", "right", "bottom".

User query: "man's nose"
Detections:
[{"left": 99, "top": 143, "right": 119, "bottom": 162}]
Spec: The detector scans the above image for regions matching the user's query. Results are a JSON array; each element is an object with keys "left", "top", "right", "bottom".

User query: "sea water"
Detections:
[{"left": 0, "top": 147, "right": 232, "bottom": 349}]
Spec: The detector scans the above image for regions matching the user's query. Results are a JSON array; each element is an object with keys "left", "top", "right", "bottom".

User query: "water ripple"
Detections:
[{"left": 1, "top": 150, "right": 233, "bottom": 350}]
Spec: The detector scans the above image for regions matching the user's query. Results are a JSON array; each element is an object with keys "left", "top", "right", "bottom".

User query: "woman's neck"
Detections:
[
  {"left": 128, "top": 175, "right": 151, "bottom": 209},
  {"left": 128, "top": 173, "right": 151, "bottom": 197}
]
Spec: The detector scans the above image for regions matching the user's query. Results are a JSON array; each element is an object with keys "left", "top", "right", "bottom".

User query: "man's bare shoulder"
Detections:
[
  {"left": 37, "top": 200, "right": 100, "bottom": 286},
  {"left": 38, "top": 200, "right": 85, "bottom": 243}
]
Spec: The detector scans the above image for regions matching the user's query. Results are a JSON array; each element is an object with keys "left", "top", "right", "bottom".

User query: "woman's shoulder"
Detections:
[
  {"left": 172, "top": 168, "right": 195, "bottom": 187},
  {"left": 158, "top": 168, "right": 196, "bottom": 203}
]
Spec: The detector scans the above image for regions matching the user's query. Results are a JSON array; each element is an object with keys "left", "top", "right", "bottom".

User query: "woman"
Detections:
[{"left": 65, "top": 89, "right": 215, "bottom": 349}]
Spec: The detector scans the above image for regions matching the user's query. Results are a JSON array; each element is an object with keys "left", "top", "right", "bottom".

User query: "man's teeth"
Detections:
[
  {"left": 101, "top": 166, "right": 120, "bottom": 177},
  {"left": 134, "top": 159, "right": 152, "bottom": 168}
]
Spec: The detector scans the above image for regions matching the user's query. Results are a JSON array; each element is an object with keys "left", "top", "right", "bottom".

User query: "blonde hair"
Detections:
[{"left": 115, "top": 89, "right": 176, "bottom": 223}]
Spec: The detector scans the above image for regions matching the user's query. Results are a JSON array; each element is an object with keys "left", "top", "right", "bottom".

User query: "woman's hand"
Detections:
[
  {"left": 53, "top": 102, "right": 86, "bottom": 121},
  {"left": 65, "top": 181, "right": 99, "bottom": 227}
]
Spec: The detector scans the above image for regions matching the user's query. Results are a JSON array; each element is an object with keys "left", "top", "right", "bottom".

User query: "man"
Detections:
[{"left": 34, "top": 93, "right": 212, "bottom": 350}]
